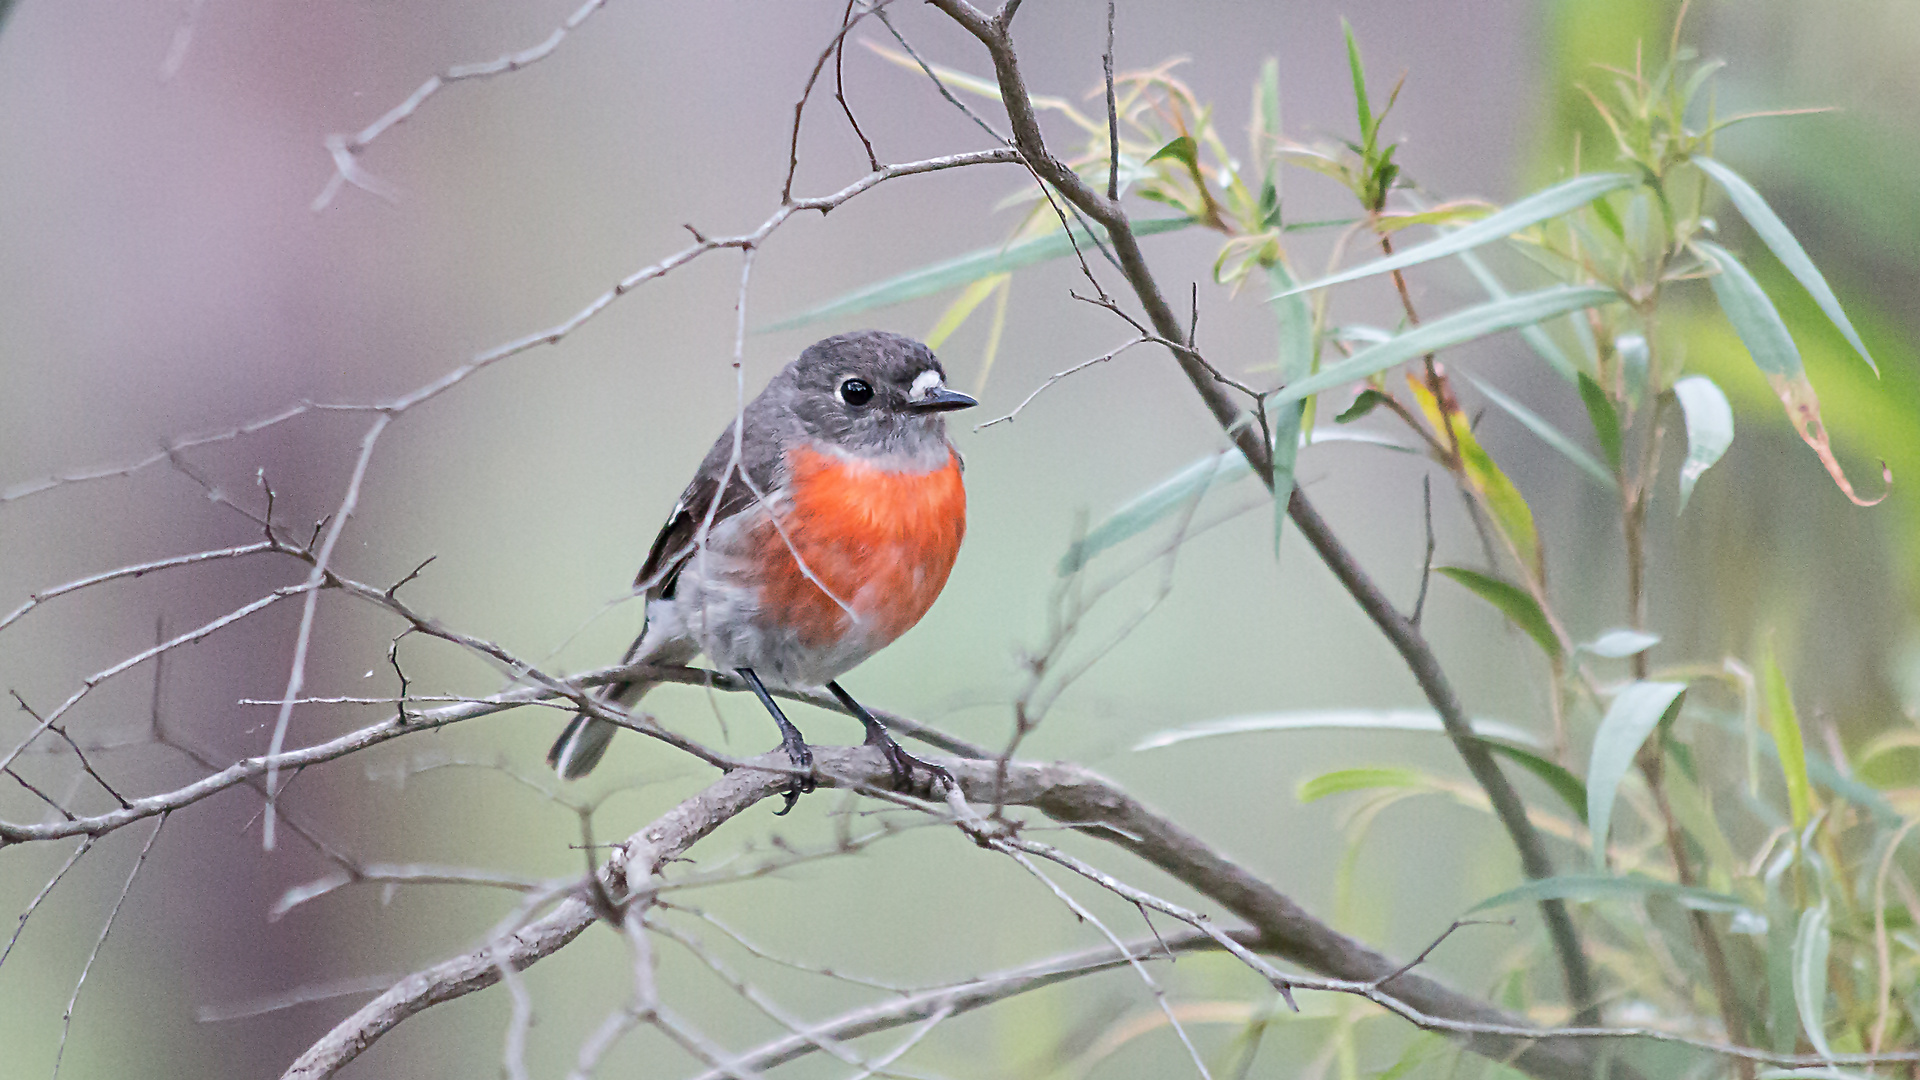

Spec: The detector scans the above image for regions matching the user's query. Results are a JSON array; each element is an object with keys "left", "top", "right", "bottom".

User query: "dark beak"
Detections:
[{"left": 909, "top": 387, "right": 978, "bottom": 412}]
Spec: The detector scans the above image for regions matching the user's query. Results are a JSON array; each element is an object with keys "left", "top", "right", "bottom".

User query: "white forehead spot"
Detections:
[{"left": 908, "top": 368, "right": 944, "bottom": 401}]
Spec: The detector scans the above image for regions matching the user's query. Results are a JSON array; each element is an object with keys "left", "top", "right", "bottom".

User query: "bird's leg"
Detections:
[
  {"left": 736, "top": 667, "right": 815, "bottom": 815},
  {"left": 826, "top": 681, "right": 954, "bottom": 797}
]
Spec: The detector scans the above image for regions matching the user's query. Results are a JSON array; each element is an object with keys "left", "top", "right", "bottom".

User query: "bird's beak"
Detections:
[{"left": 908, "top": 387, "right": 978, "bottom": 412}]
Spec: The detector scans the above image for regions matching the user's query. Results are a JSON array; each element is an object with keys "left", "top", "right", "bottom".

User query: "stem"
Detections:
[
  {"left": 929, "top": 0, "right": 1596, "bottom": 1023},
  {"left": 1618, "top": 353, "right": 1750, "bottom": 1071}
]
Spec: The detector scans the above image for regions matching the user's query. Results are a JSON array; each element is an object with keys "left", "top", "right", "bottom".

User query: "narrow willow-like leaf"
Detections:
[
  {"left": 1270, "top": 285, "right": 1618, "bottom": 408},
  {"left": 1576, "top": 372, "right": 1622, "bottom": 471},
  {"left": 1298, "top": 766, "right": 1432, "bottom": 803},
  {"left": 1059, "top": 431, "right": 1415, "bottom": 575},
  {"left": 923, "top": 273, "right": 1004, "bottom": 350},
  {"left": 1581, "top": 629, "right": 1661, "bottom": 659},
  {"left": 1792, "top": 902, "right": 1835, "bottom": 1061},
  {"left": 1588, "top": 681, "right": 1688, "bottom": 867},
  {"left": 1461, "top": 372, "right": 1617, "bottom": 492},
  {"left": 1453, "top": 244, "right": 1580, "bottom": 382},
  {"left": 759, "top": 217, "right": 1195, "bottom": 332},
  {"left": 1673, "top": 375, "right": 1734, "bottom": 512},
  {"left": 1762, "top": 638, "right": 1816, "bottom": 831},
  {"left": 1267, "top": 262, "right": 1315, "bottom": 557},
  {"left": 1271, "top": 173, "right": 1638, "bottom": 299},
  {"left": 1766, "top": 874, "right": 1800, "bottom": 1054},
  {"left": 1412, "top": 381, "right": 1540, "bottom": 573},
  {"left": 1695, "top": 156, "right": 1877, "bottom": 375},
  {"left": 1058, "top": 452, "right": 1246, "bottom": 574},
  {"left": 1468, "top": 873, "right": 1749, "bottom": 915},
  {"left": 1134, "top": 709, "right": 1544, "bottom": 750},
  {"left": 1697, "top": 239, "right": 1888, "bottom": 506},
  {"left": 1484, "top": 741, "right": 1590, "bottom": 823},
  {"left": 1697, "top": 706, "right": 1901, "bottom": 827},
  {"left": 1435, "top": 567, "right": 1558, "bottom": 659},
  {"left": 1133, "top": 708, "right": 1586, "bottom": 820},
  {"left": 1342, "top": 18, "right": 1373, "bottom": 148}
]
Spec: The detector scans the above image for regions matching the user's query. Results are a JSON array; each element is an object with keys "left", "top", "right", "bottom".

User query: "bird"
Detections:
[{"left": 548, "top": 330, "right": 976, "bottom": 811}]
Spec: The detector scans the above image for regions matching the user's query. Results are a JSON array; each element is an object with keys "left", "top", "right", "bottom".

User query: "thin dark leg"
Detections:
[
  {"left": 736, "top": 667, "right": 814, "bottom": 815},
  {"left": 826, "top": 680, "right": 954, "bottom": 796}
]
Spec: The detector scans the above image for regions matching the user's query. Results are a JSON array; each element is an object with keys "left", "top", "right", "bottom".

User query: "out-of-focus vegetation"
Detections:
[{"left": 785, "top": 5, "right": 1920, "bottom": 1074}]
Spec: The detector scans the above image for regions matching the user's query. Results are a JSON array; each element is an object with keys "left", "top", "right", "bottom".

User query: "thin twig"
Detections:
[
  {"left": 1410, "top": 475, "right": 1435, "bottom": 626},
  {"left": 311, "top": 0, "right": 619, "bottom": 209},
  {"left": 1103, "top": 0, "right": 1119, "bottom": 201},
  {"left": 52, "top": 814, "right": 166, "bottom": 1079}
]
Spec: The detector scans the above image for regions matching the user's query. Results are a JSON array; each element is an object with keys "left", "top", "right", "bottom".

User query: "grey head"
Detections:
[{"left": 768, "top": 330, "right": 977, "bottom": 462}]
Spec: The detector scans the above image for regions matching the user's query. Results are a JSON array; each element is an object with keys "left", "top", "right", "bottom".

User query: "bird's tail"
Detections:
[
  {"left": 546, "top": 681, "right": 650, "bottom": 781},
  {"left": 549, "top": 633, "right": 687, "bottom": 780}
]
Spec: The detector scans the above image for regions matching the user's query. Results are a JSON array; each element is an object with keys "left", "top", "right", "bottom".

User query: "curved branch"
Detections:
[
  {"left": 920, "top": 0, "right": 1594, "bottom": 1018},
  {"left": 282, "top": 749, "right": 1614, "bottom": 1080}
]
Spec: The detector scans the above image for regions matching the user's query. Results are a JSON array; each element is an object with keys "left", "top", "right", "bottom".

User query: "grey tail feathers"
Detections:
[{"left": 548, "top": 675, "right": 649, "bottom": 780}]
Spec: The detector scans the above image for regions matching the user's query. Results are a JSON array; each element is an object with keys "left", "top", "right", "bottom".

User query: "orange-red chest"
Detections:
[{"left": 754, "top": 445, "right": 966, "bottom": 650}]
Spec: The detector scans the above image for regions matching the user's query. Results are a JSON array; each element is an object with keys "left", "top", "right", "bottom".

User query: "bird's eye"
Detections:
[{"left": 839, "top": 378, "right": 874, "bottom": 406}]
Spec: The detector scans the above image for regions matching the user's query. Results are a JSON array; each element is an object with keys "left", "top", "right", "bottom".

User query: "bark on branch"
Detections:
[{"left": 282, "top": 748, "right": 1613, "bottom": 1080}]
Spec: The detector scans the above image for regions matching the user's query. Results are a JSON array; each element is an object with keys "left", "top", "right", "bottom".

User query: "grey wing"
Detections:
[{"left": 634, "top": 423, "right": 777, "bottom": 600}]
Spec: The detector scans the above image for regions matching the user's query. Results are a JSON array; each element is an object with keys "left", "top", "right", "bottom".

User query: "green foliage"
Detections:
[
  {"left": 787, "top": 22, "right": 1911, "bottom": 1072},
  {"left": 1435, "top": 566, "right": 1560, "bottom": 660}
]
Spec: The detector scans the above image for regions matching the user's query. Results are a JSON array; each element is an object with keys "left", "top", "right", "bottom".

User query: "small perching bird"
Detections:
[{"left": 549, "top": 331, "right": 975, "bottom": 810}]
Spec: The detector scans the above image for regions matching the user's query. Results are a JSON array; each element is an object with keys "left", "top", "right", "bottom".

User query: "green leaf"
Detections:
[
  {"left": 759, "top": 217, "right": 1195, "bottom": 332},
  {"left": 1792, "top": 902, "right": 1834, "bottom": 1061},
  {"left": 1342, "top": 18, "right": 1373, "bottom": 148},
  {"left": 1147, "top": 135, "right": 1199, "bottom": 169},
  {"left": 1267, "top": 262, "right": 1314, "bottom": 557},
  {"left": 1766, "top": 869, "right": 1800, "bottom": 1054},
  {"left": 1575, "top": 372, "right": 1622, "bottom": 471},
  {"left": 1673, "top": 375, "right": 1734, "bottom": 512},
  {"left": 1581, "top": 629, "right": 1661, "bottom": 659},
  {"left": 1695, "top": 156, "right": 1877, "bottom": 375},
  {"left": 1434, "top": 397, "right": 1542, "bottom": 572},
  {"left": 923, "top": 273, "right": 1005, "bottom": 350},
  {"left": 1270, "top": 285, "right": 1619, "bottom": 408},
  {"left": 1435, "top": 566, "right": 1559, "bottom": 660},
  {"left": 1485, "top": 741, "right": 1590, "bottom": 824},
  {"left": 1335, "top": 389, "right": 1392, "bottom": 423},
  {"left": 1468, "top": 873, "right": 1750, "bottom": 915},
  {"left": 1299, "top": 766, "right": 1432, "bottom": 803},
  {"left": 1254, "top": 57, "right": 1282, "bottom": 188},
  {"left": 1452, "top": 244, "right": 1580, "bottom": 382},
  {"left": 1698, "top": 238, "right": 1804, "bottom": 381},
  {"left": 1460, "top": 372, "right": 1617, "bottom": 492},
  {"left": 1058, "top": 452, "right": 1246, "bottom": 574},
  {"left": 1133, "top": 708, "right": 1546, "bottom": 751},
  {"left": 1762, "top": 639, "right": 1816, "bottom": 832},
  {"left": 1588, "top": 681, "right": 1689, "bottom": 867},
  {"left": 1133, "top": 708, "right": 1585, "bottom": 819},
  {"left": 1616, "top": 332, "right": 1649, "bottom": 404},
  {"left": 1697, "top": 239, "right": 1887, "bottom": 506},
  {"left": 1271, "top": 173, "right": 1639, "bottom": 299}
]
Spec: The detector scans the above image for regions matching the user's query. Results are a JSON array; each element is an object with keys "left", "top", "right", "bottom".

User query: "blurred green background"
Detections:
[{"left": 1, "top": 0, "right": 1913, "bottom": 1076}]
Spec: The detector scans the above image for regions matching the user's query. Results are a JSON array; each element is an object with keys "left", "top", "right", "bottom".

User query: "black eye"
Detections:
[{"left": 839, "top": 378, "right": 873, "bottom": 406}]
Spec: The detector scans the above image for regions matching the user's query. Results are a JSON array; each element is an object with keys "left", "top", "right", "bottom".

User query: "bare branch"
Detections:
[
  {"left": 278, "top": 750, "right": 1614, "bottom": 1080},
  {"left": 1, "top": 837, "right": 93, "bottom": 967},
  {"left": 52, "top": 814, "right": 165, "bottom": 1079},
  {"left": 264, "top": 413, "right": 390, "bottom": 849},
  {"left": 974, "top": 336, "right": 1151, "bottom": 429},
  {"left": 0, "top": 540, "right": 275, "bottom": 635},
  {"left": 311, "top": 0, "right": 618, "bottom": 210}
]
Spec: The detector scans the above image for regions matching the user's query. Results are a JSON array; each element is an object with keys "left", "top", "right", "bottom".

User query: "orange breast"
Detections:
[{"left": 754, "top": 445, "right": 966, "bottom": 651}]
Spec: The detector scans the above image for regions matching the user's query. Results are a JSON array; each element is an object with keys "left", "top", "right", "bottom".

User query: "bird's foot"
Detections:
[
  {"left": 865, "top": 726, "right": 955, "bottom": 798},
  {"left": 773, "top": 731, "right": 816, "bottom": 816}
]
